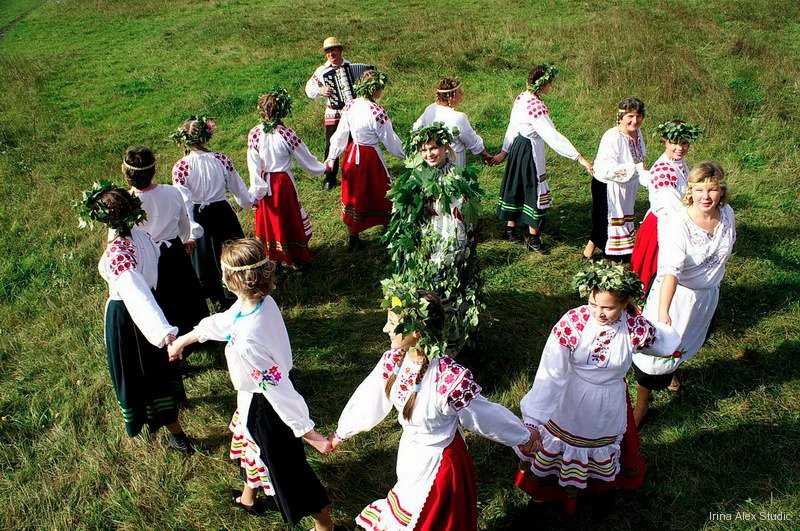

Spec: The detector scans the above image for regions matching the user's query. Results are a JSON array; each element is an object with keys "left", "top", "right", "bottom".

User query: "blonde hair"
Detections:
[
  {"left": 683, "top": 161, "right": 728, "bottom": 206},
  {"left": 220, "top": 238, "right": 276, "bottom": 300}
]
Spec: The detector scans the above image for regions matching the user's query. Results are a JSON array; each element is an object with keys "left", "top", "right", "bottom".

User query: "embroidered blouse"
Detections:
[
  {"left": 594, "top": 127, "right": 647, "bottom": 183},
  {"left": 171, "top": 150, "right": 253, "bottom": 213},
  {"left": 412, "top": 104, "right": 485, "bottom": 157},
  {"left": 98, "top": 228, "right": 177, "bottom": 347},
  {"left": 640, "top": 152, "right": 689, "bottom": 219},
  {"left": 246, "top": 124, "right": 326, "bottom": 200},
  {"left": 500, "top": 91, "right": 580, "bottom": 177},
  {"left": 192, "top": 295, "right": 314, "bottom": 437},
  {"left": 327, "top": 98, "right": 406, "bottom": 163},
  {"left": 134, "top": 184, "right": 203, "bottom": 243}
]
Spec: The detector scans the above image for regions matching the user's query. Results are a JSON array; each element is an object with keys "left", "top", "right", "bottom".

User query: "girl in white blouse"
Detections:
[
  {"left": 326, "top": 69, "right": 406, "bottom": 250},
  {"left": 168, "top": 239, "right": 333, "bottom": 528},
  {"left": 412, "top": 77, "right": 492, "bottom": 167},
  {"left": 632, "top": 162, "right": 736, "bottom": 425},
  {"left": 170, "top": 117, "right": 252, "bottom": 308},
  {"left": 247, "top": 89, "right": 325, "bottom": 268},
  {"left": 493, "top": 64, "right": 593, "bottom": 252},
  {"left": 82, "top": 183, "right": 192, "bottom": 452},
  {"left": 587, "top": 97, "right": 647, "bottom": 259},
  {"left": 331, "top": 291, "right": 538, "bottom": 531}
]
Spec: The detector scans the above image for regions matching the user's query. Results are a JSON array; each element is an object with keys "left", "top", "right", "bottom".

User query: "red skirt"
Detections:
[
  {"left": 416, "top": 433, "right": 478, "bottom": 531},
  {"left": 340, "top": 142, "right": 391, "bottom": 234},
  {"left": 253, "top": 172, "right": 313, "bottom": 266},
  {"left": 514, "top": 388, "right": 646, "bottom": 502},
  {"left": 631, "top": 212, "right": 659, "bottom": 295}
]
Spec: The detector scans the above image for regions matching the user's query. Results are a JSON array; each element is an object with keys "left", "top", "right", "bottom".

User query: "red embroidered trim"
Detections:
[
  {"left": 369, "top": 103, "right": 388, "bottom": 125},
  {"left": 626, "top": 314, "right": 657, "bottom": 349},
  {"left": 248, "top": 126, "right": 262, "bottom": 151},
  {"left": 276, "top": 125, "right": 301, "bottom": 151},
  {"left": 553, "top": 306, "right": 591, "bottom": 350},
  {"left": 651, "top": 161, "right": 679, "bottom": 189},
  {"left": 106, "top": 238, "right": 137, "bottom": 277},
  {"left": 213, "top": 152, "right": 235, "bottom": 172},
  {"left": 436, "top": 357, "right": 481, "bottom": 411},
  {"left": 172, "top": 159, "right": 189, "bottom": 185}
]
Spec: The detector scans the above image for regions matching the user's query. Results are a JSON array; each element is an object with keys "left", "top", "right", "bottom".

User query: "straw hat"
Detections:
[{"left": 322, "top": 36, "right": 343, "bottom": 51}]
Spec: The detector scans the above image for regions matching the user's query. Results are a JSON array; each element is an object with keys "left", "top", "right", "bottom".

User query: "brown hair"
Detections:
[
  {"left": 122, "top": 145, "right": 156, "bottom": 189},
  {"left": 179, "top": 118, "right": 210, "bottom": 151},
  {"left": 435, "top": 77, "right": 462, "bottom": 105},
  {"left": 683, "top": 161, "right": 728, "bottom": 206},
  {"left": 257, "top": 93, "right": 280, "bottom": 123},
  {"left": 220, "top": 238, "right": 276, "bottom": 300},
  {"left": 617, "top": 96, "right": 646, "bottom": 122},
  {"left": 527, "top": 65, "right": 550, "bottom": 92},
  {"left": 384, "top": 291, "right": 445, "bottom": 420},
  {"left": 97, "top": 188, "right": 141, "bottom": 237}
]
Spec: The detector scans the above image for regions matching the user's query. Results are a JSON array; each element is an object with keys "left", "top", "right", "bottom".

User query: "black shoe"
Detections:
[
  {"left": 323, "top": 176, "right": 338, "bottom": 190},
  {"left": 526, "top": 234, "right": 543, "bottom": 253},
  {"left": 230, "top": 490, "right": 266, "bottom": 516},
  {"left": 167, "top": 432, "right": 195, "bottom": 454},
  {"left": 504, "top": 227, "right": 521, "bottom": 242},
  {"left": 347, "top": 234, "right": 363, "bottom": 251}
]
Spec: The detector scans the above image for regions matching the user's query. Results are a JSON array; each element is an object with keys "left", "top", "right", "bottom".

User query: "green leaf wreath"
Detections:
[
  {"left": 353, "top": 69, "right": 388, "bottom": 98},
  {"left": 527, "top": 63, "right": 558, "bottom": 94},
  {"left": 655, "top": 120, "right": 703, "bottom": 144},
  {"left": 74, "top": 179, "right": 147, "bottom": 230},
  {"left": 572, "top": 259, "right": 644, "bottom": 300},
  {"left": 170, "top": 115, "right": 216, "bottom": 146},
  {"left": 404, "top": 121, "right": 460, "bottom": 155},
  {"left": 260, "top": 87, "right": 293, "bottom": 133}
]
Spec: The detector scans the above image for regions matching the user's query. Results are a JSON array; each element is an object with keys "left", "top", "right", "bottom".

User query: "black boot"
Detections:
[
  {"left": 347, "top": 234, "right": 362, "bottom": 251},
  {"left": 167, "top": 432, "right": 195, "bottom": 454},
  {"left": 504, "top": 226, "right": 521, "bottom": 242},
  {"left": 323, "top": 174, "right": 338, "bottom": 190},
  {"left": 526, "top": 233, "right": 543, "bottom": 253}
]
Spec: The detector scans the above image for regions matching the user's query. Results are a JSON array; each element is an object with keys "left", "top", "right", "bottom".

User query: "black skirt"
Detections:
[
  {"left": 105, "top": 300, "right": 183, "bottom": 437},
  {"left": 590, "top": 177, "right": 608, "bottom": 250},
  {"left": 156, "top": 238, "right": 209, "bottom": 339},
  {"left": 633, "top": 363, "right": 675, "bottom": 391},
  {"left": 498, "top": 134, "right": 545, "bottom": 228},
  {"left": 246, "top": 393, "right": 330, "bottom": 524},
  {"left": 192, "top": 201, "right": 244, "bottom": 308}
]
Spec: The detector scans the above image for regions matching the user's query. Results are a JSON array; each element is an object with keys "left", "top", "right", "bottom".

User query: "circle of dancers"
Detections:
[{"left": 77, "top": 35, "right": 737, "bottom": 530}]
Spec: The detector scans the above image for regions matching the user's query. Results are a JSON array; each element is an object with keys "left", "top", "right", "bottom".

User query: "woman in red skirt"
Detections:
[
  {"left": 247, "top": 88, "right": 326, "bottom": 268},
  {"left": 630, "top": 120, "right": 701, "bottom": 294},
  {"left": 325, "top": 69, "right": 406, "bottom": 250}
]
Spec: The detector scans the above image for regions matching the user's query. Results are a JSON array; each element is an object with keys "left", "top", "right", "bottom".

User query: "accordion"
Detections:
[{"left": 322, "top": 63, "right": 374, "bottom": 110}]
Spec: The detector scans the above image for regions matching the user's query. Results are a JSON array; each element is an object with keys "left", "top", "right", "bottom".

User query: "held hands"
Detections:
[
  {"left": 184, "top": 239, "right": 196, "bottom": 255},
  {"left": 324, "top": 159, "right": 335, "bottom": 173},
  {"left": 578, "top": 155, "right": 594, "bottom": 176},
  {"left": 167, "top": 336, "right": 185, "bottom": 362},
  {"left": 490, "top": 151, "right": 507, "bottom": 166},
  {"left": 302, "top": 430, "right": 334, "bottom": 455},
  {"left": 329, "top": 433, "right": 343, "bottom": 451},
  {"left": 517, "top": 425, "right": 542, "bottom": 457}
]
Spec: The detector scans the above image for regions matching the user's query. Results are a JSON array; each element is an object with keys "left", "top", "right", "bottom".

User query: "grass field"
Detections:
[{"left": 1, "top": 0, "right": 799, "bottom": 529}]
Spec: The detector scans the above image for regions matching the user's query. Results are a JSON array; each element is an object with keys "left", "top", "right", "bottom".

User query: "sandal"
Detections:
[
  {"left": 230, "top": 490, "right": 265, "bottom": 516},
  {"left": 667, "top": 376, "right": 681, "bottom": 393}
]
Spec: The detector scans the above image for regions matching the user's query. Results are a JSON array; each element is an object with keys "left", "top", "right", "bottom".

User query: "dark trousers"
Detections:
[{"left": 323, "top": 123, "right": 339, "bottom": 183}]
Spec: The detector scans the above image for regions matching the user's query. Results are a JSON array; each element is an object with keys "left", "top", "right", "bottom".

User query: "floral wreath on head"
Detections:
[
  {"left": 527, "top": 63, "right": 559, "bottom": 94},
  {"left": 170, "top": 115, "right": 217, "bottom": 147},
  {"left": 572, "top": 259, "right": 643, "bottom": 300},
  {"left": 74, "top": 179, "right": 146, "bottom": 230},
  {"left": 353, "top": 69, "right": 389, "bottom": 98},
  {"left": 656, "top": 120, "right": 703, "bottom": 144},
  {"left": 259, "top": 87, "right": 293, "bottom": 133},
  {"left": 404, "top": 121, "right": 459, "bottom": 155}
]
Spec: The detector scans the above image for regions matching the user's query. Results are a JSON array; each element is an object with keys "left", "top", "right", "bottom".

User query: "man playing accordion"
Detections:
[{"left": 305, "top": 36, "right": 373, "bottom": 190}]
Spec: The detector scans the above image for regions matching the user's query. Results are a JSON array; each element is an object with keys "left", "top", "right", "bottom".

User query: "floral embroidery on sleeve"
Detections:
[
  {"left": 381, "top": 348, "right": 405, "bottom": 381},
  {"left": 276, "top": 125, "right": 301, "bottom": 151},
  {"left": 213, "top": 152, "right": 235, "bottom": 172},
  {"left": 369, "top": 103, "right": 388, "bottom": 125},
  {"left": 248, "top": 126, "right": 262, "bottom": 151},
  {"left": 552, "top": 306, "right": 590, "bottom": 351},
  {"left": 626, "top": 314, "right": 657, "bottom": 349},
  {"left": 250, "top": 365, "right": 283, "bottom": 390},
  {"left": 436, "top": 357, "right": 481, "bottom": 411},
  {"left": 172, "top": 159, "right": 189, "bottom": 185},
  {"left": 651, "top": 161, "right": 679, "bottom": 189},
  {"left": 106, "top": 238, "right": 137, "bottom": 277}
]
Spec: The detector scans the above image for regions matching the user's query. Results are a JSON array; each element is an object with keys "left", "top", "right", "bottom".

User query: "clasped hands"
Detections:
[{"left": 301, "top": 430, "right": 345, "bottom": 455}]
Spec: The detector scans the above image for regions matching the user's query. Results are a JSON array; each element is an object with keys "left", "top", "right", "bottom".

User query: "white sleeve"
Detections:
[
  {"left": 193, "top": 305, "right": 238, "bottom": 343},
  {"left": 456, "top": 396, "right": 529, "bottom": 447},
  {"left": 378, "top": 118, "right": 406, "bottom": 160},
  {"left": 176, "top": 198, "right": 192, "bottom": 242},
  {"left": 594, "top": 134, "right": 636, "bottom": 183},
  {"left": 654, "top": 186, "right": 684, "bottom": 217},
  {"left": 241, "top": 339, "right": 315, "bottom": 437},
  {"left": 520, "top": 333, "right": 571, "bottom": 426},
  {"left": 531, "top": 115, "right": 579, "bottom": 160},
  {"left": 225, "top": 164, "right": 253, "bottom": 209},
  {"left": 335, "top": 355, "right": 394, "bottom": 439},
  {"left": 115, "top": 269, "right": 177, "bottom": 347},
  {"left": 305, "top": 71, "right": 322, "bottom": 99},
  {"left": 657, "top": 217, "right": 688, "bottom": 277},
  {"left": 411, "top": 113, "right": 424, "bottom": 132},
  {"left": 246, "top": 138, "right": 264, "bottom": 196},
  {"left": 293, "top": 140, "right": 326, "bottom": 176},
  {"left": 500, "top": 108, "right": 519, "bottom": 152},
  {"left": 327, "top": 115, "right": 351, "bottom": 161},
  {"left": 457, "top": 115, "right": 485, "bottom": 155}
]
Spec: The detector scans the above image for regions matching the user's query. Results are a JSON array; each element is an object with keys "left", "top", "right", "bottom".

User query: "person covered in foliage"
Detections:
[
  {"left": 167, "top": 239, "right": 333, "bottom": 528},
  {"left": 492, "top": 64, "right": 594, "bottom": 252},
  {"left": 411, "top": 77, "right": 492, "bottom": 167},
  {"left": 330, "top": 287, "right": 539, "bottom": 531},
  {"left": 631, "top": 120, "right": 702, "bottom": 294},
  {"left": 123, "top": 146, "right": 209, "bottom": 341},
  {"left": 247, "top": 88, "right": 325, "bottom": 269},
  {"left": 170, "top": 116, "right": 252, "bottom": 308},
  {"left": 515, "top": 260, "right": 680, "bottom": 515},
  {"left": 385, "top": 122, "right": 483, "bottom": 278},
  {"left": 325, "top": 69, "right": 406, "bottom": 250},
  {"left": 78, "top": 181, "right": 193, "bottom": 452},
  {"left": 632, "top": 162, "right": 735, "bottom": 425},
  {"left": 586, "top": 97, "right": 647, "bottom": 260}
]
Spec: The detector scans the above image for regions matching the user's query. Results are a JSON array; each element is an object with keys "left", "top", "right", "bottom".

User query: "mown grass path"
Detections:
[{"left": 1, "top": 1, "right": 799, "bottom": 529}]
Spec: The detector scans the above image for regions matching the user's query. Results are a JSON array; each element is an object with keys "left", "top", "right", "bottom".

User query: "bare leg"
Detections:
[
  {"left": 238, "top": 485, "right": 257, "bottom": 508},
  {"left": 633, "top": 385, "right": 651, "bottom": 427},
  {"left": 313, "top": 505, "right": 334, "bottom": 531},
  {"left": 506, "top": 220, "right": 516, "bottom": 227}
]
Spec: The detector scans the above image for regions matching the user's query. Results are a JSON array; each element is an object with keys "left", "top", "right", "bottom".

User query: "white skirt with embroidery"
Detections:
[{"left": 228, "top": 392, "right": 275, "bottom": 495}]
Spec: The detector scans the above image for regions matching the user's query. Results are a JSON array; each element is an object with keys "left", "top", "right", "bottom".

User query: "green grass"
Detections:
[{"left": 1, "top": 0, "right": 799, "bottom": 529}]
